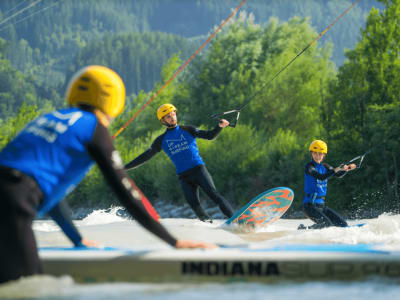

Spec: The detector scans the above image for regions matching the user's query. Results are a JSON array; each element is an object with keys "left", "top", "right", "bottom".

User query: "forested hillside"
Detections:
[
  {"left": 0, "top": 0, "right": 381, "bottom": 114},
  {"left": 0, "top": 0, "right": 398, "bottom": 218}
]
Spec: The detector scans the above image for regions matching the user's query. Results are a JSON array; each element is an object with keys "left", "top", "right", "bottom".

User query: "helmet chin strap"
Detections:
[{"left": 161, "top": 120, "right": 177, "bottom": 128}]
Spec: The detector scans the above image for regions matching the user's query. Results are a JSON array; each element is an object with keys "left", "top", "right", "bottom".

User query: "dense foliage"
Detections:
[{"left": 326, "top": 0, "right": 400, "bottom": 215}]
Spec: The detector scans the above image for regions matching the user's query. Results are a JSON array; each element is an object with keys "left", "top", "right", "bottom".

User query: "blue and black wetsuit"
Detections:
[
  {"left": 0, "top": 107, "right": 177, "bottom": 284},
  {"left": 302, "top": 160, "right": 348, "bottom": 229},
  {"left": 125, "top": 124, "right": 234, "bottom": 220}
]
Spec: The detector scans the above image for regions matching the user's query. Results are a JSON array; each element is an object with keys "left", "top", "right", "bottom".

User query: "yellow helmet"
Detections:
[
  {"left": 66, "top": 65, "right": 126, "bottom": 118},
  {"left": 157, "top": 103, "right": 177, "bottom": 121},
  {"left": 309, "top": 140, "right": 327, "bottom": 154}
]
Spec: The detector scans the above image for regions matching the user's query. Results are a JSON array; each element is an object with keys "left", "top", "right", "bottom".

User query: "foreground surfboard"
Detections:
[{"left": 39, "top": 244, "right": 400, "bottom": 283}]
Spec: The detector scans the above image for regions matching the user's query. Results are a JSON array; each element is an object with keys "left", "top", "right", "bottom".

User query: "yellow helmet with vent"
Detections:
[
  {"left": 66, "top": 65, "right": 126, "bottom": 118},
  {"left": 309, "top": 140, "right": 328, "bottom": 154},
  {"left": 157, "top": 103, "right": 177, "bottom": 121}
]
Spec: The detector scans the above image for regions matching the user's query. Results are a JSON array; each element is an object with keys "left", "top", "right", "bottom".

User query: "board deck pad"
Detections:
[{"left": 225, "top": 187, "right": 294, "bottom": 227}]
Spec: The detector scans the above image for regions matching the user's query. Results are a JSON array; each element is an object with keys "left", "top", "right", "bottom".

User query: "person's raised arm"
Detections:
[{"left": 183, "top": 119, "right": 229, "bottom": 141}]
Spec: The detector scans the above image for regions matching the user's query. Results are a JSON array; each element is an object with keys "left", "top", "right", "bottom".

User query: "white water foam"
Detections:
[
  {"left": 80, "top": 206, "right": 127, "bottom": 225},
  {"left": 32, "top": 220, "right": 60, "bottom": 232},
  {"left": 33, "top": 207, "right": 400, "bottom": 250},
  {"left": 32, "top": 207, "right": 128, "bottom": 232}
]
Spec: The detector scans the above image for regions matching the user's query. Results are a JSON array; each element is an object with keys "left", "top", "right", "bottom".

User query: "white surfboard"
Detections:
[{"left": 39, "top": 244, "right": 400, "bottom": 283}]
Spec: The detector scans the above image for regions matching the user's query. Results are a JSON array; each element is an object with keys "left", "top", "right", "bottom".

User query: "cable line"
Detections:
[
  {"left": 0, "top": 0, "right": 60, "bottom": 33},
  {"left": 2, "top": 0, "right": 30, "bottom": 18},
  {"left": 0, "top": 0, "right": 42, "bottom": 29}
]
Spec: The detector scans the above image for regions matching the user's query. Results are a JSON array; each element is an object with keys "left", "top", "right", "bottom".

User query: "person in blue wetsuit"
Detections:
[
  {"left": 0, "top": 66, "right": 215, "bottom": 284},
  {"left": 298, "top": 140, "right": 356, "bottom": 230},
  {"left": 125, "top": 103, "right": 234, "bottom": 222}
]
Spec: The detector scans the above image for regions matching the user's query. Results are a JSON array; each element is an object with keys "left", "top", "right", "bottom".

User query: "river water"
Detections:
[{"left": 1, "top": 208, "right": 400, "bottom": 300}]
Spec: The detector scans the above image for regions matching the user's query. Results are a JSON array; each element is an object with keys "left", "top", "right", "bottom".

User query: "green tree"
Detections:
[
  {"left": 0, "top": 38, "right": 39, "bottom": 118},
  {"left": 0, "top": 102, "right": 41, "bottom": 149},
  {"left": 178, "top": 14, "right": 335, "bottom": 139},
  {"left": 68, "top": 32, "right": 196, "bottom": 96},
  {"left": 327, "top": 0, "right": 400, "bottom": 213}
]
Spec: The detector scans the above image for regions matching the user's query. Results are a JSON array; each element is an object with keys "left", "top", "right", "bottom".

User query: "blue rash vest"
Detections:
[
  {"left": 303, "top": 160, "right": 336, "bottom": 205},
  {"left": 0, "top": 108, "right": 97, "bottom": 216},
  {"left": 161, "top": 125, "right": 204, "bottom": 174}
]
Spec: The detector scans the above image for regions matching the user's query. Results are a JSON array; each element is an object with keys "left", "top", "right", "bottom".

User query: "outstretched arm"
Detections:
[
  {"left": 87, "top": 123, "right": 176, "bottom": 246},
  {"left": 124, "top": 135, "right": 163, "bottom": 170},
  {"left": 125, "top": 148, "right": 158, "bottom": 170},
  {"left": 184, "top": 119, "right": 229, "bottom": 140}
]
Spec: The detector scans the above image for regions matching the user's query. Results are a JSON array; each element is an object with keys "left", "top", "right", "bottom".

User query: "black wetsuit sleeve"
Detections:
[
  {"left": 305, "top": 162, "right": 336, "bottom": 180},
  {"left": 48, "top": 201, "right": 82, "bottom": 247},
  {"left": 86, "top": 123, "right": 177, "bottom": 247},
  {"left": 182, "top": 125, "right": 222, "bottom": 140},
  {"left": 124, "top": 135, "right": 163, "bottom": 170},
  {"left": 323, "top": 163, "right": 348, "bottom": 178}
]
